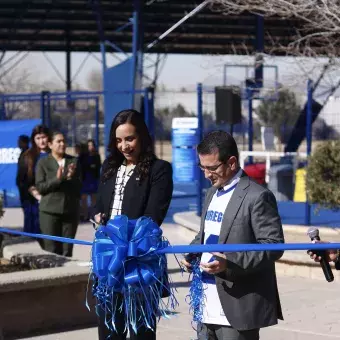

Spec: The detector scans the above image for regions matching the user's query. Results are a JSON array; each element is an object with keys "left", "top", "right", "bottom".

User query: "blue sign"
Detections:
[
  {"left": 172, "top": 129, "right": 200, "bottom": 147},
  {"left": 172, "top": 118, "right": 199, "bottom": 182},
  {"left": 0, "top": 119, "right": 41, "bottom": 207}
]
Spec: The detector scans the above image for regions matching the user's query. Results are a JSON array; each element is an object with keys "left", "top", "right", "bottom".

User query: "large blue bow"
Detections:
[
  {"left": 92, "top": 215, "right": 168, "bottom": 292},
  {"left": 90, "top": 215, "right": 177, "bottom": 333}
]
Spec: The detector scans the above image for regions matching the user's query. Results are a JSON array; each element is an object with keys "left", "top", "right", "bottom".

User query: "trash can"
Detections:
[
  {"left": 268, "top": 164, "right": 294, "bottom": 201},
  {"left": 293, "top": 168, "right": 306, "bottom": 202},
  {"left": 244, "top": 163, "right": 266, "bottom": 185}
]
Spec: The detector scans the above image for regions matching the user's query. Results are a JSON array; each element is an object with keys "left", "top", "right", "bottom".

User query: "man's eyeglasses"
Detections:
[{"left": 198, "top": 162, "right": 223, "bottom": 173}]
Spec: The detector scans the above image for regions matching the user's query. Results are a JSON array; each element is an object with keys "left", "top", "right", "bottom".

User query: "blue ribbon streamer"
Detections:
[
  {"left": 1, "top": 223, "right": 340, "bottom": 334},
  {"left": 185, "top": 259, "right": 205, "bottom": 326},
  {"left": 1, "top": 226, "right": 340, "bottom": 252},
  {"left": 90, "top": 215, "right": 177, "bottom": 334},
  {"left": 0, "top": 227, "right": 92, "bottom": 245}
]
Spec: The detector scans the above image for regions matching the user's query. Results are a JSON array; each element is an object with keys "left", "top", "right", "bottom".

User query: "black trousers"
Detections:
[
  {"left": 197, "top": 324, "right": 259, "bottom": 340},
  {"left": 97, "top": 294, "right": 157, "bottom": 340},
  {"left": 39, "top": 211, "right": 78, "bottom": 257}
]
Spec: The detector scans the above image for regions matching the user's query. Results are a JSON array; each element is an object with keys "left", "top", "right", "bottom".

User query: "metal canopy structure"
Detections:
[{"left": 0, "top": 0, "right": 305, "bottom": 55}]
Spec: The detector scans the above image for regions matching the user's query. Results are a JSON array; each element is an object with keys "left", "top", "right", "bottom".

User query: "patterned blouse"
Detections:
[{"left": 109, "top": 162, "right": 136, "bottom": 219}]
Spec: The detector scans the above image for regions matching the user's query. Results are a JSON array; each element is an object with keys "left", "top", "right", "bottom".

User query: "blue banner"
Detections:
[{"left": 0, "top": 119, "right": 41, "bottom": 207}]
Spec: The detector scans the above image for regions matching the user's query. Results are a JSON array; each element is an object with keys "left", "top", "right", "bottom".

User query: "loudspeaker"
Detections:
[{"left": 215, "top": 86, "right": 242, "bottom": 125}]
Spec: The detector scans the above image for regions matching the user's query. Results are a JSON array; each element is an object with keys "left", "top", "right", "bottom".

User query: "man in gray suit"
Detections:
[{"left": 182, "top": 131, "right": 284, "bottom": 340}]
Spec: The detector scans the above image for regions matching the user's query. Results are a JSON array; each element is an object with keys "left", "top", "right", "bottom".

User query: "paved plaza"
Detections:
[{"left": 15, "top": 221, "right": 340, "bottom": 340}]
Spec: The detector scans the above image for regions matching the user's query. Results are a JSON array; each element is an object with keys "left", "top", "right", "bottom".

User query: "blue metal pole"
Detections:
[
  {"left": 3, "top": 190, "right": 7, "bottom": 208},
  {"left": 305, "top": 79, "right": 313, "bottom": 226},
  {"left": 72, "top": 104, "right": 76, "bottom": 147},
  {"left": 0, "top": 96, "right": 5, "bottom": 120},
  {"left": 100, "top": 42, "right": 107, "bottom": 87},
  {"left": 143, "top": 88, "right": 150, "bottom": 130},
  {"left": 100, "top": 42, "right": 107, "bottom": 156},
  {"left": 131, "top": 0, "right": 140, "bottom": 108},
  {"left": 223, "top": 65, "right": 227, "bottom": 86},
  {"left": 247, "top": 88, "right": 253, "bottom": 164},
  {"left": 197, "top": 83, "right": 204, "bottom": 217},
  {"left": 40, "top": 92, "right": 45, "bottom": 125},
  {"left": 255, "top": 15, "right": 264, "bottom": 89},
  {"left": 95, "top": 97, "right": 100, "bottom": 149},
  {"left": 46, "top": 92, "right": 51, "bottom": 128},
  {"left": 149, "top": 87, "right": 155, "bottom": 142}
]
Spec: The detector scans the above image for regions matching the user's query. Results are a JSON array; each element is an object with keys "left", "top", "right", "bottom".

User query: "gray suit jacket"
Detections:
[
  {"left": 36, "top": 154, "right": 82, "bottom": 215},
  {"left": 191, "top": 172, "right": 284, "bottom": 331}
]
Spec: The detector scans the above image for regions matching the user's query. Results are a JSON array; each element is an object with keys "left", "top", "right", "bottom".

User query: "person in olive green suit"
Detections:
[{"left": 35, "top": 131, "right": 81, "bottom": 257}]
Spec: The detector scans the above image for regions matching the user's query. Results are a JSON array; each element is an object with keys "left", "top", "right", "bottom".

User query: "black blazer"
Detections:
[
  {"left": 95, "top": 158, "right": 173, "bottom": 226},
  {"left": 79, "top": 153, "right": 101, "bottom": 180},
  {"left": 16, "top": 150, "right": 40, "bottom": 204}
]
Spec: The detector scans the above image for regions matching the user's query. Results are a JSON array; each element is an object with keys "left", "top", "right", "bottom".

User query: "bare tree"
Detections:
[
  {"left": 0, "top": 66, "right": 63, "bottom": 119},
  {"left": 87, "top": 69, "right": 102, "bottom": 91},
  {"left": 211, "top": 0, "right": 340, "bottom": 58}
]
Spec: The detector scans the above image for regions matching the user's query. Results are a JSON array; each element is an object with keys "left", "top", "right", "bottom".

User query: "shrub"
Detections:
[{"left": 307, "top": 140, "right": 340, "bottom": 210}]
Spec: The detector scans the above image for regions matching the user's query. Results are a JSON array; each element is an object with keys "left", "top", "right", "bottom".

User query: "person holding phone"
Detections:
[{"left": 35, "top": 131, "right": 82, "bottom": 257}]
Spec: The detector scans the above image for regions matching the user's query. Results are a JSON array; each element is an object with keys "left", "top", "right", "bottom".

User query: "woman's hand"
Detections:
[
  {"left": 66, "top": 163, "right": 76, "bottom": 180},
  {"left": 94, "top": 213, "right": 103, "bottom": 224},
  {"left": 56, "top": 166, "right": 64, "bottom": 179},
  {"left": 29, "top": 186, "right": 42, "bottom": 201}
]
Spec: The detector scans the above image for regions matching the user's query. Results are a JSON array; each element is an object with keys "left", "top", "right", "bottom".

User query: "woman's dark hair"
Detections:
[
  {"left": 101, "top": 109, "right": 156, "bottom": 182},
  {"left": 24, "top": 125, "right": 50, "bottom": 180},
  {"left": 197, "top": 130, "right": 239, "bottom": 162},
  {"left": 87, "top": 139, "right": 98, "bottom": 154},
  {"left": 48, "top": 130, "right": 64, "bottom": 142},
  {"left": 87, "top": 139, "right": 96, "bottom": 147}
]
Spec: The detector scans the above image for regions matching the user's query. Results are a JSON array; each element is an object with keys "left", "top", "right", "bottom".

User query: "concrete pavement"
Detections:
[
  {"left": 3, "top": 209, "right": 340, "bottom": 339},
  {"left": 19, "top": 221, "right": 340, "bottom": 340}
]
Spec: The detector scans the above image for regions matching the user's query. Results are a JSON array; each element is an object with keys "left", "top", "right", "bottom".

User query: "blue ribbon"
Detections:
[
  {"left": 92, "top": 215, "right": 167, "bottom": 292},
  {"left": 2, "top": 224, "right": 340, "bottom": 334},
  {"left": 1, "top": 226, "right": 340, "bottom": 253},
  {"left": 90, "top": 215, "right": 177, "bottom": 333}
]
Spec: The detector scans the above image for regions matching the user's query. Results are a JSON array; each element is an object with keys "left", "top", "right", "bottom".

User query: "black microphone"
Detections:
[{"left": 307, "top": 227, "right": 334, "bottom": 282}]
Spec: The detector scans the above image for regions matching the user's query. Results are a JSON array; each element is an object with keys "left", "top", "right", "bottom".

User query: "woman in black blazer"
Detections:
[{"left": 94, "top": 109, "right": 173, "bottom": 340}]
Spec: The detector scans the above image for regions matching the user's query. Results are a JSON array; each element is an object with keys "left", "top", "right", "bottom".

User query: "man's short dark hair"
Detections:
[{"left": 197, "top": 130, "right": 239, "bottom": 162}]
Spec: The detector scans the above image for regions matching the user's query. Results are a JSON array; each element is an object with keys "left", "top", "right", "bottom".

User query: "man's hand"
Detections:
[
  {"left": 307, "top": 240, "right": 338, "bottom": 263},
  {"left": 200, "top": 252, "right": 227, "bottom": 274}
]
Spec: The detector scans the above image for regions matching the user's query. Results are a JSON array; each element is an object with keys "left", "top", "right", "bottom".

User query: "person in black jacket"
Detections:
[
  {"left": 16, "top": 125, "right": 50, "bottom": 234},
  {"left": 94, "top": 109, "right": 173, "bottom": 340},
  {"left": 79, "top": 139, "right": 101, "bottom": 221},
  {"left": 16, "top": 134, "right": 29, "bottom": 207}
]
